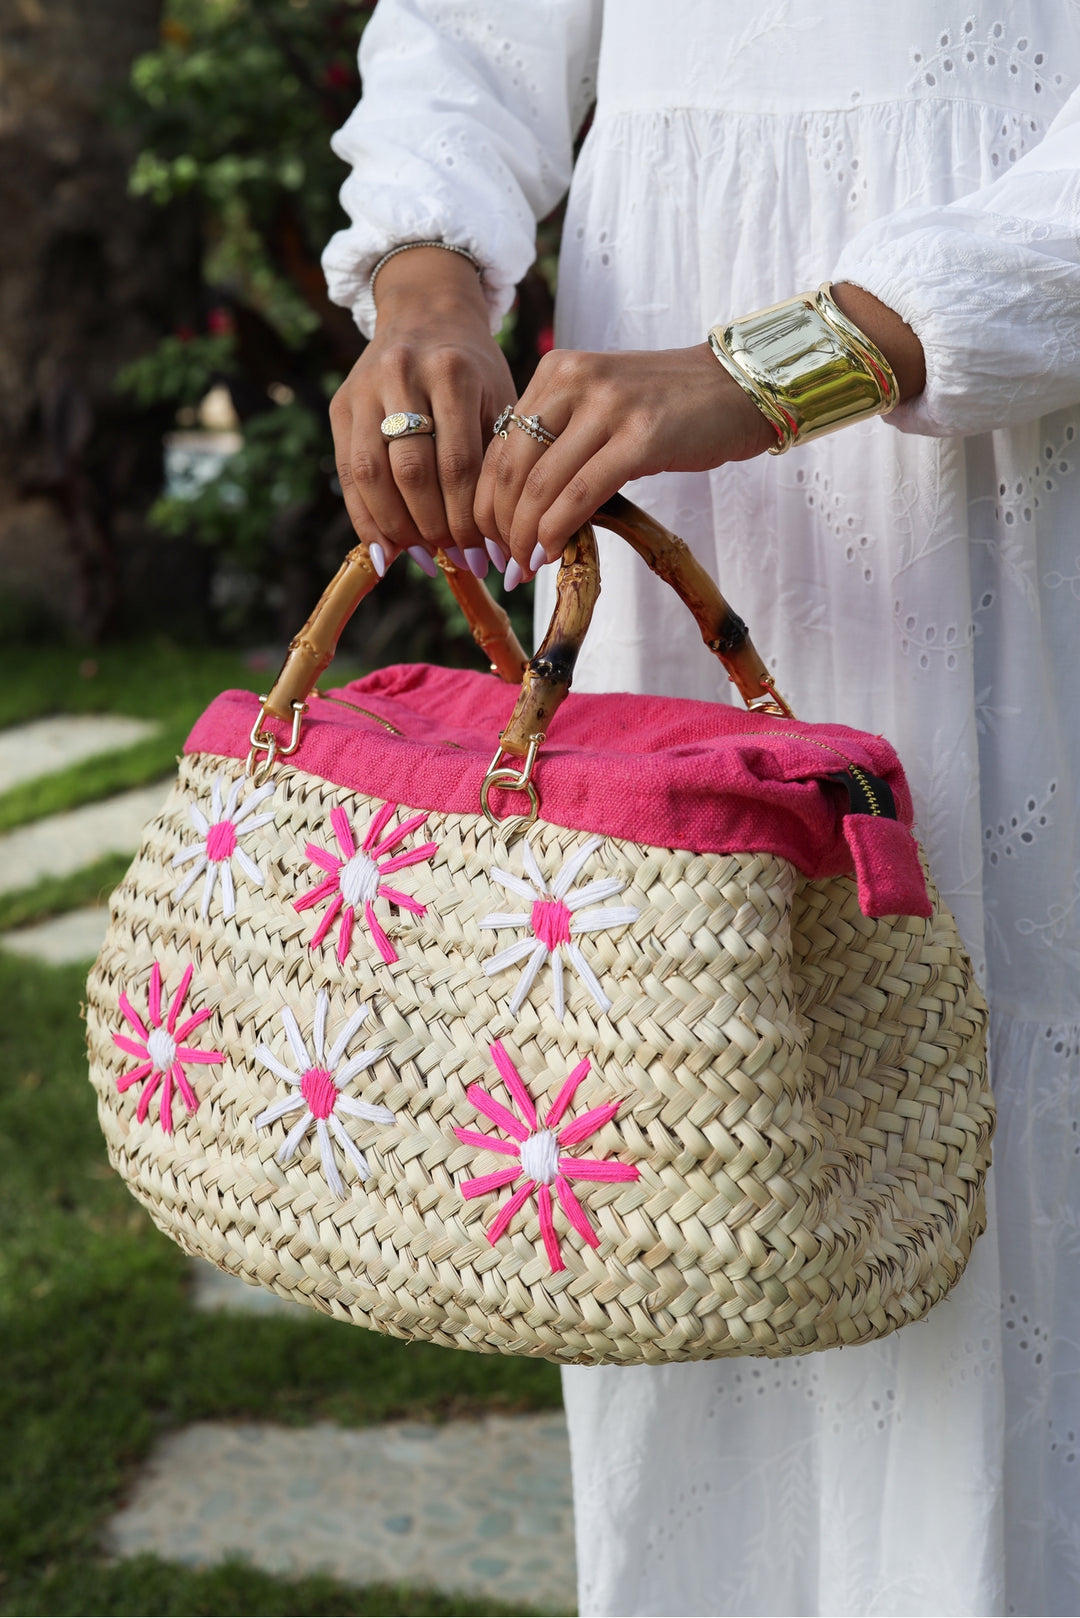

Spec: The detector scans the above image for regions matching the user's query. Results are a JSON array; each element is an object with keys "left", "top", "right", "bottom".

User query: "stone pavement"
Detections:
[
  {"left": 1, "top": 904, "right": 110, "bottom": 964},
  {"left": 107, "top": 1414, "right": 576, "bottom": 1614},
  {"left": 0, "top": 780, "right": 168, "bottom": 895},
  {"left": 0, "top": 714, "right": 155, "bottom": 794}
]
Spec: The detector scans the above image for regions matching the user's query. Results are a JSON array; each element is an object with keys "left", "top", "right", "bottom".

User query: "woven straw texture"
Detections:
[{"left": 86, "top": 752, "right": 993, "bottom": 1365}]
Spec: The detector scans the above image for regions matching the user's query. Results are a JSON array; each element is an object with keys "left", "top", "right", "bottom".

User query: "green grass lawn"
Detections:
[
  {"left": 0, "top": 639, "right": 565, "bottom": 1618},
  {"left": 0, "top": 637, "right": 366, "bottom": 835}
]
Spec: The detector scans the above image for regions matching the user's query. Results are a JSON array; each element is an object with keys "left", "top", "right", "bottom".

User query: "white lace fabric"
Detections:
[{"left": 325, "top": 5, "right": 1080, "bottom": 1614}]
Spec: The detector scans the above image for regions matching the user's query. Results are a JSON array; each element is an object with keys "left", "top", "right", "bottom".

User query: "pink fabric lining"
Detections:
[{"left": 186, "top": 665, "right": 931, "bottom": 917}]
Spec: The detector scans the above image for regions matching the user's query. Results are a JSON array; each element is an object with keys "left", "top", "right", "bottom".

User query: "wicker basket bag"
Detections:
[{"left": 86, "top": 497, "right": 992, "bottom": 1365}]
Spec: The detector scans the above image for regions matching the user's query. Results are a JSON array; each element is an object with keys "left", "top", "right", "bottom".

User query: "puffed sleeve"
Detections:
[
  {"left": 833, "top": 85, "right": 1080, "bottom": 436},
  {"left": 321, "top": 0, "right": 602, "bottom": 338}
]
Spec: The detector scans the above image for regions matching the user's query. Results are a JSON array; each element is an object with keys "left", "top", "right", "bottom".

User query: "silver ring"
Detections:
[
  {"left": 381, "top": 411, "right": 435, "bottom": 441},
  {"left": 493, "top": 406, "right": 557, "bottom": 447}
]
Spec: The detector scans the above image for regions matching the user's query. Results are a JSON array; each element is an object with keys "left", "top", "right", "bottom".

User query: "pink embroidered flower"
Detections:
[
  {"left": 171, "top": 774, "right": 276, "bottom": 919},
  {"left": 254, "top": 988, "right": 395, "bottom": 1199},
  {"left": 455, "top": 1041, "right": 639, "bottom": 1272},
  {"left": 294, "top": 801, "right": 438, "bottom": 966},
  {"left": 112, "top": 962, "right": 223, "bottom": 1134},
  {"left": 479, "top": 835, "right": 640, "bottom": 1021}
]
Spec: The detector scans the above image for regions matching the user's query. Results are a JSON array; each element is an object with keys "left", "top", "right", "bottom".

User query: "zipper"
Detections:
[{"left": 741, "top": 728, "right": 892, "bottom": 818}]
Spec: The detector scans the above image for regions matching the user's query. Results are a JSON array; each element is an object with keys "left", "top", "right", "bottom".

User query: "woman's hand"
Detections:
[
  {"left": 472, "top": 283, "right": 925, "bottom": 585},
  {"left": 328, "top": 246, "right": 514, "bottom": 577},
  {"left": 472, "top": 343, "right": 776, "bottom": 583}
]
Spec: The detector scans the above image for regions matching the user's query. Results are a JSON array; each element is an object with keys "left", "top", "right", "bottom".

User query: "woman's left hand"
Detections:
[{"left": 472, "top": 342, "right": 776, "bottom": 582}]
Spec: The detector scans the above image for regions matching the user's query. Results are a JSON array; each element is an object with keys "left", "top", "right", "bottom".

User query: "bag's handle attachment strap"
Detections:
[{"left": 246, "top": 697, "right": 305, "bottom": 786}]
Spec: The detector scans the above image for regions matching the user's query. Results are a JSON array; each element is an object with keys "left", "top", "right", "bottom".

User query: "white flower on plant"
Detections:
[
  {"left": 479, "top": 835, "right": 640, "bottom": 1021},
  {"left": 171, "top": 774, "right": 276, "bottom": 919},
  {"left": 253, "top": 989, "right": 395, "bottom": 1200}
]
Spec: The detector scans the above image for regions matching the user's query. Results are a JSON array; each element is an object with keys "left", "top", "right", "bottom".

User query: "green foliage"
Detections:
[
  {"left": 115, "top": 332, "right": 236, "bottom": 410},
  {"left": 116, "top": 0, "right": 551, "bottom": 653},
  {"left": 151, "top": 402, "right": 323, "bottom": 566},
  {"left": 0, "top": 952, "right": 562, "bottom": 1613}
]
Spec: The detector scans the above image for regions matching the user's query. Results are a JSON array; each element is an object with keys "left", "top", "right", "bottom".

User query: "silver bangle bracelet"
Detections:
[{"left": 369, "top": 240, "right": 483, "bottom": 300}]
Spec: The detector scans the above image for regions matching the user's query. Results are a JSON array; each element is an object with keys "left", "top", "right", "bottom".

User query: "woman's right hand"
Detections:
[{"left": 328, "top": 246, "right": 514, "bottom": 579}]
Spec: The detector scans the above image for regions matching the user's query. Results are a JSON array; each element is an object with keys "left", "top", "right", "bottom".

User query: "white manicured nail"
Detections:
[
  {"left": 444, "top": 546, "right": 467, "bottom": 568},
  {"left": 485, "top": 538, "right": 507, "bottom": 573},
  {"left": 504, "top": 559, "right": 523, "bottom": 591},
  {"left": 465, "top": 547, "right": 489, "bottom": 578},
  {"left": 369, "top": 541, "right": 387, "bottom": 578},
  {"left": 408, "top": 546, "right": 438, "bottom": 578},
  {"left": 528, "top": 542, "right": 547, "bottom": 573}
]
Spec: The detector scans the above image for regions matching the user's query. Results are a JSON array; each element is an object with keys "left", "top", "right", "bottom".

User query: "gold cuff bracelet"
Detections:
[{"left": 708, "top": 283, "right": 900, "bottom": 455}]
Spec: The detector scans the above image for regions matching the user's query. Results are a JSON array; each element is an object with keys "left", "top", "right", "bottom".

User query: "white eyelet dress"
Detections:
[{"left": 324, "top": 5, "right": 1080, "bottom": 1613}]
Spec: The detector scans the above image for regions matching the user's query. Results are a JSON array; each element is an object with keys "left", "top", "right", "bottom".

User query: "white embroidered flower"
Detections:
[
  {"left": 171, "top": 775, "right": 276, "bottom": 919},
  {"left": 253, "top": 989, "right": 394, "bottom": 1200},
  {"left": 479, "top": 835, "right": 640, "bottom": 1021}
]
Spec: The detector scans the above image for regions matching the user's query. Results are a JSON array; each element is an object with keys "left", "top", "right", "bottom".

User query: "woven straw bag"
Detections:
[{"left": 86, "top": 496, "right": 992, "bottom": 1365}]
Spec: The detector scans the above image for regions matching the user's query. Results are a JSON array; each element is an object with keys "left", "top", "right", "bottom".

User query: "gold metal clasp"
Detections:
[
  {"left": 480, "top": 732, "right": 543, "bottom": 837},
  {"left": 748, "top": 674, "right": 796, "bottom": 719},
  {"left": 245, "top": 696, "right": 306, "bottom": 786}
]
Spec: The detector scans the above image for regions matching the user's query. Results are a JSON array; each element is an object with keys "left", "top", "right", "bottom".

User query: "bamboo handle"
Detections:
[
  {"left": 263, "top": 547, "right": 527, "bottom": 721},
  {"left": 259, "top": 497, "right": 790, "bottom": 745}
]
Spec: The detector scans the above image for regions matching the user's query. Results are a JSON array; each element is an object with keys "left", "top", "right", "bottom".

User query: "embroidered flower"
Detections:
[
  {"left": 171, "top": 775, "right": 276, "bottom": 919},
  {"left": 479, "top": 835, "right": 639, "bottom": 1020},
  {"left": 112, "top": 962, "right": 224, "bottom": 1134},
  {"left": 294, "top": 802, "right": 438, "bottom": 966},
  {"left": 254, "top": 988, "right": 395, "bottom": 1199},
  {"left": 455, "top": 1041, "right": 639, "bottom": 1272}
]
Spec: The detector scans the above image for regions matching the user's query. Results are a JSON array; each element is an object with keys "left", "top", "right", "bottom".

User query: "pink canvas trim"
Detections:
[
  {"left": 490, "top": 1041, "right": 538, "bottom": 1130},
  {"left": 487, "top": 1179, "right": 536, "bottom": 1242},
  {"left": 186, "top": 666, "right": 932, "bottom": 917},
  {"left": 545, "top": 1057, "right": 591, "bottom": 1126},
  {"left": 537, "top": 1184, "right": 564, "bottom": 1272},
  {"left": 842, "top": 813, "right": 934, "bottom": 920},
  {"left": 466, "top": 1082, "right": 531, "bottom": 1142},
  {"left": 558, "top": 1102, "right": 620, "bottom": 1147}
]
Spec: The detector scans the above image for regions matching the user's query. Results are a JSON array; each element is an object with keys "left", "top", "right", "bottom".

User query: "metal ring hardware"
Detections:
[
  {"left": 480, "top": 732, "right": 543, "bottom": 837},
  {"left": 245, "top": 697, "right": 306, "bottom": 786}
]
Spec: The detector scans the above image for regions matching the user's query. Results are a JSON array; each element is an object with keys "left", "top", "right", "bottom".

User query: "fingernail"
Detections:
[
  {"left": 465, "top": 546, "right": 489, "bottom": 579},
  {"left": 485, "top": 538, "right": 507, "bottom": 573},
  {"left": 408, "top": 545, "right": 438, "bottom": 578},
  {"left": 504, "top": 559, "right": 523, "bottom": 592},
  {"left": 369, "top": 541, "right": 387, "bottom": 578},
  {"left": 444, "top": 546, "right": 467, "bottom": 568},
  {"left": 528, "top": 542, "right": 547, "bottom": 573}
]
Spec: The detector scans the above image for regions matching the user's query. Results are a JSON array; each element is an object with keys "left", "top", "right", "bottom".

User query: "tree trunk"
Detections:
[{"left": 0, "top": 0, "right": 203, "bottom": 640}]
